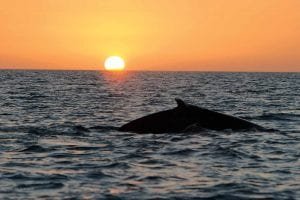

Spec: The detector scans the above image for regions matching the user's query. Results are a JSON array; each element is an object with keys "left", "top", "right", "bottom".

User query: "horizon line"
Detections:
[{"left": 0, "top": 68, "right": 299, "bottom": 73}]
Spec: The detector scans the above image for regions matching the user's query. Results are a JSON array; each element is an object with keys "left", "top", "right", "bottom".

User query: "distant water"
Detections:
[{"left": 0, "top": 70, "right": 299, "bottom": 199}]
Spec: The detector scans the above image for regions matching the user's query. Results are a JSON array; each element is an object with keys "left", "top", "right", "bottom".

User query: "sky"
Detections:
[{"left": 0, "top": 0, "right": 299, "bottom": 71}]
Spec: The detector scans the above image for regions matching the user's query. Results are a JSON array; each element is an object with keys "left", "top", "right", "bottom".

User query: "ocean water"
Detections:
[{"left": 0, "top": 70, "right": 299, "bottom": 199}]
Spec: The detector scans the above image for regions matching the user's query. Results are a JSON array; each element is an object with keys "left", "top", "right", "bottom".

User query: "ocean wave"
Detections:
[
  {"left": 161, "top": 148, "right": 197, "bottom": 156},
  {"left": 137, "top": 175, "right": 165, "bottom": 183},
  {"left": 20, "top": 145, "right": 50, "bottom": 153},
  {"left": 212, "top": 145, "right": 247, "bottom": 159},
  {"left": 3, "top": 173, "right": 68, "bottom": 181},
  {"left": 242, "top": 113, "right": 299, "bottom": 121},
  {"left": 0, "top": 124, "right": 93, "bottom": 136},
  {"left": 89, "top": 125, "right": 119, "bottom": 131},
  {"left": 86, "top": 170, "right": 114, "bottom": 179},
  {"left": 16, "top": 182, "right": 64, "bottom": 190}
]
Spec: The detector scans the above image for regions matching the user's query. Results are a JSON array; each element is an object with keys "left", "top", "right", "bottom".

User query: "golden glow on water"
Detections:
[{"left": 102, "top": 70, "right": 131, "bottom": 91}]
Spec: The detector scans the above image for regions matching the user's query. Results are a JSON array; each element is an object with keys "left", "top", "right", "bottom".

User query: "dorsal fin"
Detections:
[{"left": 175, "top": 98, "right": 187, "bottom": 108}]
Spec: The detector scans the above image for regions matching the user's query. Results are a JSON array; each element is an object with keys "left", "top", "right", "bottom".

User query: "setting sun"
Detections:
[{"left": 104, "top": 56, "right": 125, "bottom": 71}]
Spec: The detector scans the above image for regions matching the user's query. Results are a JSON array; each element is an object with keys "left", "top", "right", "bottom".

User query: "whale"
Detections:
[{"left": 118, "top": 98, "right": 266, "bottom": 133}]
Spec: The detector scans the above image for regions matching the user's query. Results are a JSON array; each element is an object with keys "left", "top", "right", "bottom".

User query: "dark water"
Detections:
[{"left": 0, "top": 70, "right": 299, "bottom": 199}]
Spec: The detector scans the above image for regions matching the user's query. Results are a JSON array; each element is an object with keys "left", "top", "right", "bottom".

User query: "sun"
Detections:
[{"left": 104, "top": 56, "right": 125, "bottom": 71}]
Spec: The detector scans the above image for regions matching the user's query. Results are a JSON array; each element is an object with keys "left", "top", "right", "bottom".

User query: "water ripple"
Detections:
[{"left": 0, "top": 71, "right": 299, "bottom": 199}]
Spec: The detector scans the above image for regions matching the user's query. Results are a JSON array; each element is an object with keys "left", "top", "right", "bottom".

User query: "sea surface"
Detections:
[{"left": 0, "top": 70, "right": 299, "bottom": 200}]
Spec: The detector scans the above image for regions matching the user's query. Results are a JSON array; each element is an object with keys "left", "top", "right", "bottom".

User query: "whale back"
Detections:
[
  {"left": 118, "top": 108, "right": 193, "bottom": 133},
  {"left": 119, "top": 99, "right": 196, "bottom": 133},
  {"left": 119, "top": 98, "right": 264, "bottom": 133},
  {"left": 175, "top": 98, "right": 187, "bottom": 108}
]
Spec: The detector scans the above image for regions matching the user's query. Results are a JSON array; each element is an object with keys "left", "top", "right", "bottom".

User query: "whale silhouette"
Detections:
[{"left": 119, "top": 98, "right": 265, "bottom": 133}]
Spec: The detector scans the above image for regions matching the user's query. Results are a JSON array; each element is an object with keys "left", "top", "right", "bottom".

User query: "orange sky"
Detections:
[{"left": 0, "top": 0, "right": 299, "bottom": 71}]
